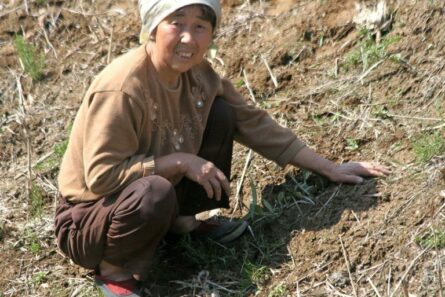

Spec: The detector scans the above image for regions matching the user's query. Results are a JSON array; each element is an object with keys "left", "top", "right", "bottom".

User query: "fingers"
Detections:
[
  {"left": 207, "top": 170, "right": 230, "bottom": 201},
  {"left": 216, "top": 171, "right": 231, "bottom": 197},
  {"left": 332, "top": 174, "right": 363, "bottom": 184},
  {"left": 209, "top": 177, "right": 221, "bottom": 201},
  {"left": 196, "top": 162, "right": 230, "bottom": 200},
  {"left": 201, "top": 180, "right": 214, "bottom": 199},
  {"left": 355, "top": 162, "right": 391, "bottom": 176}
]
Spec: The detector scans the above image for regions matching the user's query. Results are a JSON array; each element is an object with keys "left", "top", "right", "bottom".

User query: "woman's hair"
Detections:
[{"left": 197, "top": 5, "right": 217, "bottom": 30}]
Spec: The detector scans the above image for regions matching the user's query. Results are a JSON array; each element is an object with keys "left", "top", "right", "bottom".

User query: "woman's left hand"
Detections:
[{"left": 325, "top": 161, "right": 391, "bottom": 184}]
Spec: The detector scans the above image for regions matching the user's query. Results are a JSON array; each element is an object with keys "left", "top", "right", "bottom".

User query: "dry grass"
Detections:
[{"left": 0, "top": 0, "right": 444, "bottom": 296}]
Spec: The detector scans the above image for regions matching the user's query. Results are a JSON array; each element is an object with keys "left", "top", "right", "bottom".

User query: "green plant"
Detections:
[
  {"left": 31, "top": 271, "right": 47, "bottom": 286},
  {"left": 415, "top": 229, "right": 445, "bottom": 249},
  {"left": 312, "top": 112, "right": 341, "bottom": 127},
  {"left": 36, "top": 0, "right": 47, "bottom": 5},
  {"left": 14, "top": 35, "right": 45, "bottom": 81},
  {"left": 345, "top": 138, "right": 359, "bottom": 151},
  {"left": 240, "top": 261, "right": 270, "bottom": 292},
  {"left": 30, "top": 183, "right": 45, "bottom": 217},
  {"left": 372, "top": 105, "right": 390, "bottom": 119},
  {"left": 176, "top": 234, "right": 235, "bottom": 269},
  {"left": 268, "top": 283, "right": 289, "bottom": 297},
  {"left": 412, "top": 131, "right": 445, "bottom": 163},
  {"left": 34, "top": 138, "right": 69, "bottom": 172},
  {"left": 342, "top": 28, "right": 401, "bottom": 71},
  {"left": 24, "top": 230, "right": 42, "bottom": 254},
  {"left": 248, "top": 179, "right": 266, "bottom": 220},
  {"left": 236, "top": 79, "right": 245, "bottom": 88}
]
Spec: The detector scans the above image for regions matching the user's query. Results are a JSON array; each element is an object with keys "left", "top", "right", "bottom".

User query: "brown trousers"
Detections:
[{"left": 55, "top": 97, "right": 234, "bottom": 275}]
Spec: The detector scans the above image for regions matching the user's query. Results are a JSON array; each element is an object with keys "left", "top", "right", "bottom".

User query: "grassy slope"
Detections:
[{"left": 0, "top": 0, "right": 444, "bottom": 296}]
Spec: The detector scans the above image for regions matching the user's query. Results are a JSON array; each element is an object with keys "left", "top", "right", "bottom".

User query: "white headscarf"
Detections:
[{"left": 138, "top": 0, "right": 221, "bottom": 44}]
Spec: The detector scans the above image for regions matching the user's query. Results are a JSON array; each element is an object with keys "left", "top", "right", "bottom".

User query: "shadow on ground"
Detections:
[{"left": 139, "top": 171, "right": 381, "bottom": 296}]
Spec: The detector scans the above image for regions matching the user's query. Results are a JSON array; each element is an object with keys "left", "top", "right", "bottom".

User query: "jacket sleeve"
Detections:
[
  {"left": 82, "top": 91, "right": 155, "bottom": 196},
  {"left": 220, "top": 79, "right": 306, "bottom": 167}
]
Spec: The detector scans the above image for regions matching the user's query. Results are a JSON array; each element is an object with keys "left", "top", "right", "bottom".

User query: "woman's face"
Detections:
[{"left": 150, "top": 5, "right": 214, "bottom": 80}]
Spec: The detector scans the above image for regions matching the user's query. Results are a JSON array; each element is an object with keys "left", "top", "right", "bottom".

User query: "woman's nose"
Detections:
[{"left": 180, "top": 30, "right": 194, "bottom": 43}]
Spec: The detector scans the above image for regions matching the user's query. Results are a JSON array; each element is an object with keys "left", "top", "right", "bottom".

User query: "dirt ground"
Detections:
[{"left": 1, "top": 0, "right": 444, "bottom": 296}]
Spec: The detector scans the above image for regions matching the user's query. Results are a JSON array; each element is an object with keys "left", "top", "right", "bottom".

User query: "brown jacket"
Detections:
[{"left": 58, "top": 45, "right": 305, "bottom": 202}]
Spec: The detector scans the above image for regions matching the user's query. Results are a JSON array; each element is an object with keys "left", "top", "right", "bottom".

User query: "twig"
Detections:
[
  {"left": 43, "top": 31, "right": 58, "bottom": 59},
  {"left": 15, "top": 74, "right": 33, "bottom": 205},
  {"left": 231, "top": 149, "right": 253, "bottom": 215},
  {"left": 61, "top": 8, "right": 108, "bottom": 16},
  {"left": 367, "top": 277, "right": 382, "bottom": 297},
  {"left": 0, "top": 5, "right": 24, "bottom": 18},
  {"left": 205, "top": 280, "right": 237, "bottom": 293},
  {"left": 288, "top": 47, "right": 306, "bottom": 65},
  {"left": 357, "top": 59, "right": 385, "bottom": 84},
  {"left": 314, "top": 185, "right": 342, "bottom": 217},
  {"left": 436, "top": 232, "right": 444, "bottom": 297},
  {"left": 297, "top": 261, "right": 334, "bottom": 283},
  {"left": 261, "top": 55, "right": 278, "bottom": 88},
  {"left": 339, "top": 235, "right": 358, "bottom": 297},
  {"left": 242, "top": 69, "right": 256, "bottom": 103},
  {"left": 357, "top": 261, "right": 388, "bottom": 282},
  {"left": 402, "top": 280, "right": 409, "bottom": 297},
  {"left": 296, "top": 281, "right": 301, "bottom": 297},
  {"left": 390, "top": 248, "right": 427, "bottom": 297},
  {"left": 335, "top": 58, "right": 339, "bottom": 78},
  {"left": 287, "top": 245, "right": 296, "bottom": 269},
  {"left": 325, "top": 280, "right": 353, "bottom": 297},
  {"left": 386, "top": 114, "right": 444, "bottom": 121},
  {"left": 422, "top": 122, "right": 445, "bottom": 131},
  {"left": 107, "top": 25, "right": 114, "bottom": 64},
  {"left": 24, "top": 0, "right": 29, "bottom": 15},
  {"left": 14, "top": 151, "right": 54, "bottom": 180},
  {"left": 70, "top": 285, "right": 85, "bottom": 297},
  {"left": 387, "top": 265, "right": 392, "bottom": 297}
]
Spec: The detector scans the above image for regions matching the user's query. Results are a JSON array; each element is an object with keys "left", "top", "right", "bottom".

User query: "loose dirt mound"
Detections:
[{"left": 1, "top": 0, "right": 444, "bottom": 296}]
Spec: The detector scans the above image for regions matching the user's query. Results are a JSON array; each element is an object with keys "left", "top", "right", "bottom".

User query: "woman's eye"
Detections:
[
  {"left": 196, "top": 24, "right": 208, "bottom": 31},
  {"left": 170, "top": 21, "right": 181, "bottom": 27}
]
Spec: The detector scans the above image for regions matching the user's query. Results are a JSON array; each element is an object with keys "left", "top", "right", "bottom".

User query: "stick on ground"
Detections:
[{"left": 339, "top": 235, "right": 358, "bottom": 297}]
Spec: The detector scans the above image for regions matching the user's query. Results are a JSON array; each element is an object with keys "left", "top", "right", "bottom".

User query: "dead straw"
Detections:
[
  {"left": 367, "top": 277, "right": 382, "bottom": 297},
  {"left": 242, "top": 69, "right": 257, "bottom": 103},
  {"left": 231, "top": 149, "right": 253, "bottom": 215},
  {"left": 357, "top": 59, "right": 385, "bottom": 84},
  {"left": 436, "top": 230, "right": 444, "bottom": 297},
  {"left": 107, "top": 25, "right": 114, "bottom": 64},
  {"left": 261, "top": 55, "right": 278, "bottom": 88},
  {"left": 41, "top": 27, "right": 58, "bottom": 59},
  {"left": 339, "top": 235, "right": 358, "bottom": 297},
  {"left": 315, "top": 185, "right": 342, "bottom": 217},
  {"left": 15, "top": 74, "right": 33, "bottom": 205},
  {"left": 390, "top": 248, "right": 427, "bottom": 297}
]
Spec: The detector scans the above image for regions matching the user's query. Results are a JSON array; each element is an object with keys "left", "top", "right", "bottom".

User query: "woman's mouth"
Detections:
[{"left": 176, "top": 51, "right": 193, "bottom": 59}]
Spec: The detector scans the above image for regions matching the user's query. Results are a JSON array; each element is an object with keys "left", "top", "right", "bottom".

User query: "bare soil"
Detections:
[{"left": 1, "top": 0, "right": 444, "bottom": 296}]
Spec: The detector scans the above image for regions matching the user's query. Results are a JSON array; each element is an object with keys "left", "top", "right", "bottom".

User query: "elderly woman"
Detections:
[{"left": 54, "top": 0, "right": 389, "bottom": 296}]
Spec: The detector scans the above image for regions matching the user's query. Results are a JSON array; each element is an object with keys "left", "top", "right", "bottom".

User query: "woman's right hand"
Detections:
[{"left": 154, "top": 153, "right": 230, "bottom": 201}]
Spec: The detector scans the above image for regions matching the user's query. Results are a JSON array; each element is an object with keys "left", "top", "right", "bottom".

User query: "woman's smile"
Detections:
[{"left": 175, "top": 48, "right": 195, "bottom": 59}]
